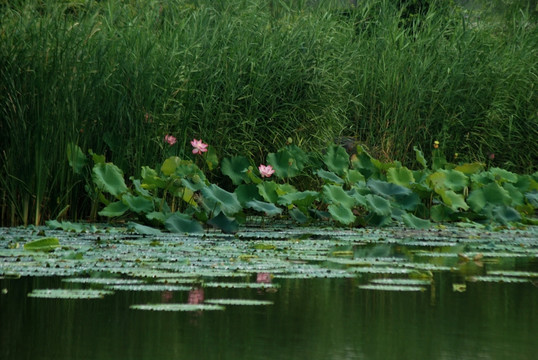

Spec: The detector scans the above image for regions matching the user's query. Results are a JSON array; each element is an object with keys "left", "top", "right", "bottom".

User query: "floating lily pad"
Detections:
[
  {"left": 205, "top": 299, "right": 273, "bottom": 306},
  {"left": 487, "top": 270, "right": 538, "bottom": 278},
  {"left": 370, "top": 278, "right": 431, "bottom": 286},
  {"left": 466, "top": 276, "right": 529, "bottom": 283},
  {"left": 348, "top": 267, "right": 412, "bottom": 274},
  {"left": 358, "top": 284, "right": 427, "bottom": 291},
  {"left": 204, "top": 282, "right": 280, "bottom": 289},
  {"left": 130, "top": 304, "right": 225, "bottom": 311},
  {"left": 106, "top": 284, "right": 192, "bottom": 291},
  {"left": 62, "top": 278, "right": 145, "bottom": 285},
  {"left": 28, "top": 289, "right": 114, "bottom": 299}
]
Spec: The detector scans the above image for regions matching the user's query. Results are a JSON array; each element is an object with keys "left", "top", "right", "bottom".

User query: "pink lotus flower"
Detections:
[
  {"left": 191, "top": 138, "right": 208, "bottom": 154},
  {"left": 256, "top": 272, "right": 272, "bottom": 284},
  {"left": 258, "top": 164, "right": 274, "bottom": 178},
  {"left": 164, "top": 134, "right": 177, "bottom": 146}
]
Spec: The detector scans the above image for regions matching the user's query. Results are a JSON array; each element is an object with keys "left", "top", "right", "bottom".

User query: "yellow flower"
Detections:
[{"left": 433, "top": 140, "right": 440, "bottom": 149}]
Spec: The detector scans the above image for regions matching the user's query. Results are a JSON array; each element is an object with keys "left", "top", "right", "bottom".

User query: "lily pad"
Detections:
[
  {"left": 370, "top": 278, "right": 431, "bottom": 286},
  {"left": 466, "top": 276, "right": 529, "bottom": 283},
  {"left": 204, "top": 282, "right": 280, "bottom": 289},
  {"left": 205, "top": 299, "right": 273, "bottom": 306},
  {"left": 24, "top": 238, "right": 60, "bottom": 252},
  {"left": 358, "top": 284, "right": 427, "bottom": 291},
  {"left": 130, "top": 304, "right": 225, "bottom": 311},
  {"left": 62, "top": 278, "right": 145, "bottom": 285},
  {"left": 28, "top": 289, "right": 114, "bottom": 299},
  {"left": 106, "top": 284, "right": 193, "bottom": 291}
]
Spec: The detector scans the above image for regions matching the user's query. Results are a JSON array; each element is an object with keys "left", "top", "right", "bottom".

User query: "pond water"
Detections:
[{"left": 1, "top": 225, "right": 537, "bottom": 360}]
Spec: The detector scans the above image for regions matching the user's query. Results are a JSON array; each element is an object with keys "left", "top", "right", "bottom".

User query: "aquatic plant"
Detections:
[{"left": 65, "top": 140, "right": 537, "bottom": 233}]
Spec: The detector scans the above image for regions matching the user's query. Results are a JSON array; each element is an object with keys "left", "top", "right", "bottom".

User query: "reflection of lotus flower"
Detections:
[
  {"left": 164, "top": 134, "right": 177, "bottom": 146},
  {"left": 188, "top": 288, "right": 204, "bottom": 304},
  {"left": 258, "top": 164, "right": 274, "bottom": 178},
  {"left": 191, "top": 139, "right": 208, "bottom": 154},
  {"left": 256, "top": 272, "right": 272, "bottom": 284}
]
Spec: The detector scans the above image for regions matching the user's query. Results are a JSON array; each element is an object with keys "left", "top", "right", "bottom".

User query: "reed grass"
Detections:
[{"left": 1, "top": 0, "right": 536, "bottom": 225}]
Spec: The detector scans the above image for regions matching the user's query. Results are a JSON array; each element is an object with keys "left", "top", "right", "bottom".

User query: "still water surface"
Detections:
[
  {"left": 1, "top": 274, "right": 536, "bottom": 360},
  {"left": 1, "top": 225, "right": 537, "bottom": 360}
]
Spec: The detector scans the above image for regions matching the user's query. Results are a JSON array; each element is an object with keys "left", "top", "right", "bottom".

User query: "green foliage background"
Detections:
[{"left": 1, "top": 0, "right": 537, "bottom": 225}]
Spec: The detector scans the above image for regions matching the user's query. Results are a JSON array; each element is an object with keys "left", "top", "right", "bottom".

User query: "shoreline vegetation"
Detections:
[{"left": 1, "top": 0, "right": 537, "bottom": 226}]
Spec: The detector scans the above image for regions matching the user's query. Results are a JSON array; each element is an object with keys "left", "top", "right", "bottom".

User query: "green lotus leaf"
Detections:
[
  {"left": 201, "top": 184, "right": 242, "bottom": 216},
  {"left": 365, "top": 194, "right": 392, "bottom": 216},
  {"left": 467, "top": 182, "right": 511, "bottom": 212},
  {"left": 128, "top": 222, "right": 162, "bottom": 235},
  {"left": 316, "top": 169, "right": 345, "bottom": 184},
  {"left": 432, "top": 152, "right": 447, "bottom": 170},
  {"left": 367, "top": 179, "right": 412, "bottom": 198},
  {"left": 490, "top": 167, "right": 518, "bottom": 183},
  {"left": 328, "top": 203, "right": 356, "bottom": 225},
  {"left": 131, "top": 179, "right": 151, "bottom": 197},
  {"left": 393, "top": 192, "right": 420, "bottom": 211},
  {"left": 98, "top": 201, "right": 129, "bottom": 217},
  {"left": 165, "top": 213, "right": 203, "bottom": 233},
  {"left": 92, "top": 162, "right": 128, "bottom": 197},
  {"left": 207, "top": 212, "right": 239, "bottom": 234},
  {"left": 387, "top": 166, "right": 415, "bottom": 187},
  {"left": 122, "top": 194, "right": 154, "bottom": 214},
  {"left": 141, "top": 166, "right": 167, "bottom": 189},
  {"left": 235, "top": 184, "right": 262, "bottom": 205},
  {"left": 454, "top": 162, "right": 485, "bottom": 175},
  {"left": 323, "top": 145, "right": 349, "bottom": 176},
  {"left": 67, "top": 143, "right": 87, "bottom": 174},
  {"left": 323, "top": 185, "right": 355, "bottom": 208},
  {"left": 266, "top": 145, "right": 307, "bottom": 178},
  {"left": 45, "top": 220, "right": 88, "bottom": 233},
  {"left": 88, "top": 149, "right": 105, "bottom": 165},
  {"left": 161, "top": 156, "right": 181, "bottom": 176},
  {"left": 221, "top": 156, "right": 250, "bottom": 185},
  {"left": 351, "top": 149, "right": 378, "bottom": 179},
  {"left": 401, "top": 213, "right": 431, "bottom": 229},
  {"left": 24, "top": 237, "right": 60, "bottom": 252},
  {"left": 257, "top": 181, "right": 279, "bottom": 204},
  {"left": 438, "top": 189, "right": 469, "bottom": 211},
  {"left": 413, "top": 146, "right": 427, "bottom": 169},
  {"left": 245, "top": 200, "right": 282, "bottom": 216},
  {"left": 430, "top": 204, "right": 456, "bottom": 222},
  {"left": 428, "top": 169, "right": 468, "bottom": 192},
  {"left": 205, "top": 146, "right": 219, "bottom": 171},
  {"left": 502, "top": 183, "right": 525, "bottom": 206},
  {"left": 176, "top": 162, "right": 205, "bottom": 180},
  {"left": 289, "top": 207, "right": 309, "bottom": 223},
  {"left": 525, "top": 191, "right": 538, "bottom": 207},
  {"left": 145, "top": 211, "right": 167, "bottom": 224},
  {"left": 277, "top": 190, "right": 319, "bottom": 208},
  {"left": 492, "top": 205, "right": 522, "bottom": 225},
  {"left": 345, "top": 169, "right": 366, "bottom": 185}
]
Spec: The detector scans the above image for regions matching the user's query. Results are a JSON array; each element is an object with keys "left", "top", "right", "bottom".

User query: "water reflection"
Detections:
[{"left": 1, "top": 275, "right": 536, "bottom": 360}]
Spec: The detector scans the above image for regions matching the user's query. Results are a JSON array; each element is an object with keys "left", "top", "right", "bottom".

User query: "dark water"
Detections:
[{"left": 1, "top": 274, "right": 536, "bottom": 360}]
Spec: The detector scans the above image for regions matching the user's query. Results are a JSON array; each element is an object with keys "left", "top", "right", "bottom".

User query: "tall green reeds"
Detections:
[{"left": 1, "top": 0, "right": 536, "bottom": 225}]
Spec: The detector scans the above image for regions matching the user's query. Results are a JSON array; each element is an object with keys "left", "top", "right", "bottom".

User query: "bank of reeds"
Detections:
[{"left": 1, "top": 0, "right": 537, "bottom": 225}]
